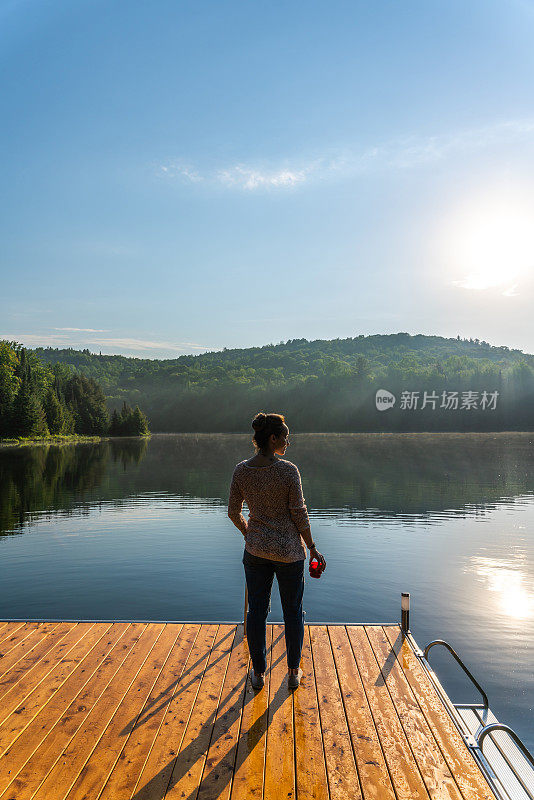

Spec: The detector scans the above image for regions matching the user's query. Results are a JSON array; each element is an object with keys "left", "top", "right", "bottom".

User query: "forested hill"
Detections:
[{"left": 31, "top": 333, "right": 534, "bottom": 433}]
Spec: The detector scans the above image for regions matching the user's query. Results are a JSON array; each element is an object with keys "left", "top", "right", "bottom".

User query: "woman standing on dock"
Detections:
[{"left": 228, "top": 412, "right": 326, "bottom": 690}]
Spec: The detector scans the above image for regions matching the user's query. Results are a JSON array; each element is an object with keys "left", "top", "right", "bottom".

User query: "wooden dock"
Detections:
[{"left": 0, "top": 619, "right": 498, "bottom": 800}]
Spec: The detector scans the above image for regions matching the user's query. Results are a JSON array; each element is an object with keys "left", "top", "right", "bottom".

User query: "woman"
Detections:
[{"left": 227, "top": 412, "right": 326, "bottom": 690}]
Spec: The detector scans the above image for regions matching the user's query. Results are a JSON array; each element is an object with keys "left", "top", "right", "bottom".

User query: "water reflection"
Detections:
[
  {"left": 1, "top": 432, "right": 533, "bottom": 536},
  {"left": 0, "top": 438, "right": 148, "bottom": 536},
  {"left": 467, "top": 555, "right": 534, "bottom": 619}
]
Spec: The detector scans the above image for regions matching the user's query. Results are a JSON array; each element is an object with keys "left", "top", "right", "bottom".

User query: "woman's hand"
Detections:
[{"left": 310, "top": 546, "right": 326, "bottom": 570}]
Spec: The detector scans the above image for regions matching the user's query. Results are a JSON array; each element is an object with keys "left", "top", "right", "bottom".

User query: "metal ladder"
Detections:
[{"left": 401, "top": 592, "right": 534, "bottom": 800}]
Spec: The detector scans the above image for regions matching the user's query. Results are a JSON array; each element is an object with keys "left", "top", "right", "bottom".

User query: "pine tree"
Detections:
[
  {"left": 64, "top": 374, "right": 110, "bottom": 434},
  {"left": 62, "top": 406, "right": 76, "bottom": 434},
  {"left": 109, "top": 408, "right": 121, "bottom": 436},
  {"left": 0, "top": 341, "right": 20, "bottom": 436},
  {"left": 11, "top": 380, "right": 49, "bottom": 437},
  {"left": 32, "top": 400, "right": 49, "bottom": 436},
  {"left": 131, "top": 405, "right": 149, "bottom": 435},
  {"left": 43, "top": 388, "right": 65, "bottom": 434},
  {"left": 120, "top": 401, "right": 134, "bottom": 435}
]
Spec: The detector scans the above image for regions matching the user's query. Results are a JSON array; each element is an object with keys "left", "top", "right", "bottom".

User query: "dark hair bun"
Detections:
[
  {"left": 252, "top": 412, "right": 268, "bottom": 431},
  {"left": 251, "top": 411, "right": 286, "bottom": 451}
]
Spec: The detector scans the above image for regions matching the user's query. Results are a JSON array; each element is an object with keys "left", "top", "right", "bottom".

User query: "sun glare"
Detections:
[
  {"left": 443, "top": 194, "right": 534, "bottom": 294},
  {"left": 469, "top": 556, "right": 533, "bottom": 620}
]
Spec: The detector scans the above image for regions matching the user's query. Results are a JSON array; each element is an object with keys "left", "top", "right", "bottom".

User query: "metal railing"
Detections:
[
  {"left": 416, "top": 631, "right": 534, "bottom": 800},
  {"left": 477, "top": 723, "right": 534, "bottom": 799},
  {"left": 478, "top": 724, "right": 534, "bottom": 767},
  {"left": 423, "top": 639, "right": 489, "bottom": 709}
]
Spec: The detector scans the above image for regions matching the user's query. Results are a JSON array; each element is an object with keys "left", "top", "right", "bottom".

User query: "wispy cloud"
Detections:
[
  {"left": 81, "top": 336, "right": 217, "bottom": 353},
  {"left": 0, "top": 333, "right": 71, "bottom": 347},
  {"left": 0, "top": 332, "right": 218, "bottom": 356},
  {"left": 159, "top": 163, "right": 203, "bottom": 183},
  {"left": 158, "top": 117, "right": 534, "bottom": 191},
  {"left": 452, "top": 276, "right": 522, "bottom": 296},
  {"left": 54, "top": 327, "right": 111, "bottom": 332},
  {"left": 217, "top": 165, "right": 310, "bottom": 190}
]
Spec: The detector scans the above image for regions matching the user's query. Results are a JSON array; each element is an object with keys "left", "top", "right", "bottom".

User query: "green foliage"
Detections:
[
  {"left": 0, "top": 341, "right": 149, "bottom": 440},
  {"left": 132, "top": 405, "right": 150, "bottom": 435},
  {"left": 109, "top": 401, "right": 150, "bottom": 436},
  {"left": 0, "top": 341, "right": 20, "bottom": 430},
  {"left": 63, "top": 373, "right": 110, "bottom": 435},
  {"left": 12, "top": 333, "right": 534, "bottom": 432},
  {"left": 43, "top": 387, "right": 72, "bottom": 434},
  {"left": 11, "top": 381, "right": 49, "bottom": 437},
  {"left": 109, "top": 408, "right": 121, "bottom": 435}
]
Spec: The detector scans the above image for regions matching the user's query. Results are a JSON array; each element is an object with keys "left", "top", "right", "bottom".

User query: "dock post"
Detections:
[
  {"left": 244, "top": 585, "right": 248, "bottom": 636},
  {"left": 401, "top": 592, "right": 410, "bottom": 633}
]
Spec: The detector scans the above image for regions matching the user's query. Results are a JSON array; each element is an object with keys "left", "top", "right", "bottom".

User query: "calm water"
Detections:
[{"left": 1, "top": 432, "right": 533, "bottom": 749}]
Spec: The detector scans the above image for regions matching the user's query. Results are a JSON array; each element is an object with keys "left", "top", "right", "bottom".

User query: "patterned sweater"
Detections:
[{"left": 227, "top": 458, "right": 310, "bottom": 562}]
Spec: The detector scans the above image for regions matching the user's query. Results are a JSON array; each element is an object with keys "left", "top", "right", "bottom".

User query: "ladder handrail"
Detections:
[
  {"left": 478, "top": 723, "right": 534, "bottom": 800},
  {"left": 423, "top": 639, "right": 489, "bottom": 710},
  {"left": 478, "top": 723, "right": 534, "bottom": 767}
]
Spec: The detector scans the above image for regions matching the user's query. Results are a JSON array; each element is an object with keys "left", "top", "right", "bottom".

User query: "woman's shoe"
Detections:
[
  {"left": 250, "top": 668, "right": 264, "bottom": 690},
  {"left": 288, "top": 668, "right": 303, "bottom": 689}
]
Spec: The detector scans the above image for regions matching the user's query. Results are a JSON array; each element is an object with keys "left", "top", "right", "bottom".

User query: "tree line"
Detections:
[
  {"left": 26, "top": 333, "right": 534, "bottom": 432},
  {"left": 0, "top": 341, "right": 150, "bottom": 439}
]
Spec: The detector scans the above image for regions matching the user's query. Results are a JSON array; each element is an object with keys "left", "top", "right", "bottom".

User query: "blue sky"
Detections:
[{"left": 2, "top": 0, "right": 534, "bottom": 357}]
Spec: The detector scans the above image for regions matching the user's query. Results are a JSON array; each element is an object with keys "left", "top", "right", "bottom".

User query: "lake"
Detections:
[{"left": 0, "top": 432, "right": 533, "bottom": 750}]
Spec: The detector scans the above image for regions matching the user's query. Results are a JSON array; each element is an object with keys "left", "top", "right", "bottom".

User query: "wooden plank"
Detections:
[
  {"left": 97, "top": 624, "right": 201, "bottom": 800},
  {"left": 382, "top": 625, "right": 496, "bottom": 800},
  {"left": 0, "top": 623, "right": 63, "bottom": 672},
  {"left": 0, "top": 623, "right": 135, "bottom": 798},
  {"left": 0, "top": 620, "right": 500, "bottom": 800},
  {"left": 164, "top": 625, "right": 236, "bottom": 800},
  {"left": 62, "top": 624, "right": 181, "bottom": 800},
  {"left": 263, "top": 624, "right": 295, "bottom": 800},
  {"left": 293, "top": 626, "right": 328, "bottom": 800},
  {"left": 366, "top": 625, "right": 463, "bottom": 800},
  {"left": 230, "top": 623, "right": 274, "bottom": 800},
  {"left": 0, "top": 622, "right": 57, "bottom": 669},
  {"left": 197, "top": 624, "right": 249, "bottom": 800},
  {"left": 0, "top": 621, "right": 29, "bottom": 647},
  {"left": 28, "top": 623, "right": 165, "bottom": 800},
  {"left": 310, "top": 625, "right": 362, "bottom": 800},
  {"left": 0, "top": 620, "right": 113, "bottom": 758},
  {"left": 328, "top": 625, "right": 395, "bottom": 800},
  {"left": 0, "top": 622, "right": 62, "bottom": 681},
  {"left": 0, "top": 622, "right": 54, "bottom": 651},
  {"left": 0, "top": 623, "right": 102, "bottom": 748},
  {"left": 126, "top": 624, "right": 218, "bottom": 800},
  {"left": 0, "top": 622, "right": 80, "bottom": 707},
  {"left": 347, "top": 625, "right": 430, "bottom": 800}
]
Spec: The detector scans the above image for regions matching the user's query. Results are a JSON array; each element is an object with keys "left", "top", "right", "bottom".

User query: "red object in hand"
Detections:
[{"left": 309, "top": 558, "right": 323, "bottom": 578}]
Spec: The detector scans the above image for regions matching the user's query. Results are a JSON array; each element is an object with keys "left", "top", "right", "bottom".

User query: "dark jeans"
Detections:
[{"left": 243, "top": 549, "right": 305, "bottom": 674}]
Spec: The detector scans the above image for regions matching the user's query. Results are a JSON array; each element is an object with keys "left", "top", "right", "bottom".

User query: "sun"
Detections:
[{"left": 443, "top": 194, "right": 534, "bottom": 294}]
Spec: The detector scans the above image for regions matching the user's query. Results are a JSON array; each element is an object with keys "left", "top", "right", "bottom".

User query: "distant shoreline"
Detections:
[
  {"left": 0, "top": 430, "right": 531, "bottom": 449},
  {"left": 145, "top": 430, "right": 533, "bottom": 435},
  {"left": 0, "top": 434, "right": 151, "bottom": 448}
]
